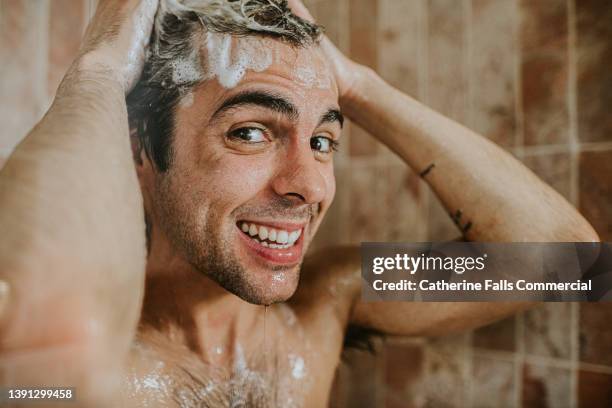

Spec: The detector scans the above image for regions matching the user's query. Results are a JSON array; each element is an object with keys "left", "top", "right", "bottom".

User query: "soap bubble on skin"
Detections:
[{"left": 202, "top": 32, "right": 274, "bottom": 89}]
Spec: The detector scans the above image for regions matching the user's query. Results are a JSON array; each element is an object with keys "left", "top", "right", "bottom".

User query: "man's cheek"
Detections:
[{"left": 206, "top": 156, "right": 274, "bottom": 195}]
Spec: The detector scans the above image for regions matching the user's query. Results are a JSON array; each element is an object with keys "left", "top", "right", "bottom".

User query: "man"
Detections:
[{"left": 0, "top": 0, "right": 598, "bottom": 406}]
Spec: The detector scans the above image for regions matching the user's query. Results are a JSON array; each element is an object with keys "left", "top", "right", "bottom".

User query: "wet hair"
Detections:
[{"left": 127, "top": 0, "right": 322, "bottom": 172}]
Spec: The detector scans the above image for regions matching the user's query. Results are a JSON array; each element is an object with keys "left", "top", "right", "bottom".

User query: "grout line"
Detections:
[
  {"left": 567, "top": 1, "right": 579, "bottom": 402},
  {"left": 579, "top": 141, "right": 612, "bottom": 152},
  {"left": 464, "top": 331, "right": 473, "bottom": 408},
  {"left": 568, "top": 0, "right": 579, "bottom": 208},
  {"left": 570, "top": 302, "right": 579, "bottom": 408},
  {"left": 464, "top": 2, "right": 474, "bottom": 404},
  {"left": 466, "top": 0, "right": 474, "bottom": 130},
  {"left": 578, "top": 361, "right": 612, "bottom": 375},
  {"left": 339, "top": 0, "right": 351, "bottom": 161},
  {"left": 515, "top": 313, "right": 525, "bottom": 407},
  {"left": 520, "top": 143, "right": 572, "bottom": 157},
  {"left": 473, "top": 347, "right": 612, "bottom": 376},
  {"left": 513, "top": 0, "right": 525, "bottom": 159}
]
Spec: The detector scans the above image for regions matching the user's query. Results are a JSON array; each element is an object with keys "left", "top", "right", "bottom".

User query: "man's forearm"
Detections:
[
  {"left": 0, "top": 61, "right": 145, "bottom": 356},
  {"left": 342, "top": 67, "right": 598, "bottom": 242}
]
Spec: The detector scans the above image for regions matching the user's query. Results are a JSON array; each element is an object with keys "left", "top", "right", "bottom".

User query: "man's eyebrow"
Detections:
[
  {"left": 318, "top": 109, "right": 344, "bottom": 128},
  {"left": 211, "top": 90, "right": 299, "bottom": 121}
]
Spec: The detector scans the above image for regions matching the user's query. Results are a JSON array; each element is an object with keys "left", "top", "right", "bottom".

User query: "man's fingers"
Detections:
[{"left": 0, "top": 279, "right": 9, "bottom": 320}]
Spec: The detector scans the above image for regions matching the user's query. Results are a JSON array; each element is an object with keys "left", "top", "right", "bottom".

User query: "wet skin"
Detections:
[{"left": 130, "top": 39, "right": 355, "bottom": 407}]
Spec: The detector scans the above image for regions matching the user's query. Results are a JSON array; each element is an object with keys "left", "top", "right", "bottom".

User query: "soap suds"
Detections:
[
  {"left": 204, "top": 32, "right": 273, "bottom": 88},
  {"left": 289, "top": 354, "right": 306, "bottom": 380}
]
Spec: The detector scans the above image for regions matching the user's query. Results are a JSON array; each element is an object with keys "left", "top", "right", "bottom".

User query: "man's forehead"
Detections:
[{"left": 191, "top": 31, "right": 335, "bottom": 92}]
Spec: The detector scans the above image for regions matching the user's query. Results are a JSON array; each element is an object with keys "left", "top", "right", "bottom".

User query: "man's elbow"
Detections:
[{"left": 556, "top": 215, "right": 600, "bottom": 243}]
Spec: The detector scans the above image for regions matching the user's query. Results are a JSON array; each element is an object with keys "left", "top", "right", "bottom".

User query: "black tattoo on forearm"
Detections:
[
  {"left": 450, "top": 209, "right": 473, "bottom": 235},
  {"left": 419, "top": 163, "right": 435, "bottom": 178}
]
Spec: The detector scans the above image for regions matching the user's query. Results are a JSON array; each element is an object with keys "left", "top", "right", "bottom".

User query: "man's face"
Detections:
[{"left": 149, "top": 35, "right": 341, "bottom": 305}]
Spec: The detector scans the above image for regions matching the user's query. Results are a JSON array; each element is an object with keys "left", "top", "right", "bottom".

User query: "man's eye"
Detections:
[
  {"left": 228, "top": 127, "right": 267, "bottom": 143},
  {"left": 310, "top": 136, "right": 338, "bottom": 154}
]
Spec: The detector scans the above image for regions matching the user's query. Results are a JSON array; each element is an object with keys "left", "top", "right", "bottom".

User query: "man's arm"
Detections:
[
  {"left": 0, "top": 0, "right": 157, "bottom": 403},
  {"left": 341, "top": 68, "right": 598, "bottom": 243},
  {"left": 336, "top": 62, "right": 599, "bottom": 336},
  {"left": 290, "top": 0, "right": 598, "bottom": 337}
]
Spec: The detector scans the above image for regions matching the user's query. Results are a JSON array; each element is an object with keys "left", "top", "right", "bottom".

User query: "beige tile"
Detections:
[
  {"left": 47, "top": 0, "right": 87, "bottom": 98},
  {"left": 471, "top": 353, "right": 516, "bottom": 407},
  {"left": 523, "top": 303, "right": 572, "bottom": 359},
  {"left": 0, "top": 0, "right": 47, "bottom": 151},
  {"left": 427, "top": 0, "right": 468, "bottom": 124}
]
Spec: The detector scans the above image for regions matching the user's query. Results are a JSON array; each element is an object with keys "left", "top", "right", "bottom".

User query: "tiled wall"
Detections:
[
  {"left": 0, "top": 1, "right": 610, "bottom": 407},
  {"left": 302, "top": 0, "right": 612, "bottom": 407}
]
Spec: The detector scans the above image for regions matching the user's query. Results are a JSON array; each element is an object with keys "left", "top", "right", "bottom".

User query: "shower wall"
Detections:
[{"left": 0, "top": 0, "right": 611, "bottom": 407}]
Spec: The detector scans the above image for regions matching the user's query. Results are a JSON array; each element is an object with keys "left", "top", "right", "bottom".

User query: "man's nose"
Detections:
[{"left": 271, "top": 148, "right": 327, "bottom": 205}]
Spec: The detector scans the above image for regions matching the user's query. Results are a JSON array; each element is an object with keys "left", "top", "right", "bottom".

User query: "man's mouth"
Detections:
[
  {"left": 236, "top": 220, "right": 305, "bottom": 265},
  {"left": 238, "top": 221, "right": 302, "bottom": 249}
]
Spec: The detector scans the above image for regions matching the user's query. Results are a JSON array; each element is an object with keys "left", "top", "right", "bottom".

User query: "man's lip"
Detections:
[{"left": 236, "top": 224, "right": 305, "bottom": 265}]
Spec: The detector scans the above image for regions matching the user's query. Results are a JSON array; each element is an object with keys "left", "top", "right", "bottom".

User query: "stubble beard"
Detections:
[{"left": 155, "top": 175, "right": 298, "bottom": 305}]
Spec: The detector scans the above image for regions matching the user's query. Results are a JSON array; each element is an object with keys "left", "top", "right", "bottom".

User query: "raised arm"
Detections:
[
  {"left": 0, "top": 0, "right": 157, "bottom": 403},
  {"left": 291, "top": 0, "right": 599, "bottom": 337}
]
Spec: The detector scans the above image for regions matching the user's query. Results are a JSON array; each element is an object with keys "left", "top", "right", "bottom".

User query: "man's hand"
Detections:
[
  {"left": 79, "top": 0, "right": 159, "bottom": 93},
  {"left": 0, "top": 1, "right": 156, "bottom": 405},
  {"left": 287, "top": 0, "right": 365, "bottom": 104}
]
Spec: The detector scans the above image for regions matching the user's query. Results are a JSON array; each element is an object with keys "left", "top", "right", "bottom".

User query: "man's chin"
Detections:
[{"left": 232, "top": 264, "right": 301, "bottom": 305}]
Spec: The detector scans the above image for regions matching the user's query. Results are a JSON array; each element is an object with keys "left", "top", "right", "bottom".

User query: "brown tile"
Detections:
[
  {"left": 47, "top": 0, "right": 87, "bottom": 98},
  {"left": 519, "top": 0, "right": 569, "bottom": 146},
  {"left": 578, "top": 370, "right": 612, "bottom": 408},
  {"left": 384, "top": 339, "right": 425, "bottom": 408},
  {"left": 522, "top": 151, "right": 572, "bottom": 201},
  {"left": 349, "top": 0, "right": 379, "bottom": 157},
  {"left": 376, "top": 0, "right": 422, "bottom": 164},
  {"left": 473, "top": 316, "right": 516, "bottom": 352},
  {"left": 0, "top": 0, "right": 47, "bottom": 151},
  {"left": 520, "top": 0, "right": 568, "bottom": 53},
  {"left": 378, "top": 0, "right": 420, "bottom": 96},
  {"left": 309, "top": 166, "right": 350, "bottom": 252},
  {"left": 348, "top": 163, "right": 386, "bottom": 243},
  {"left": 576, "top": 0, "right": 612, "bottom": 143},
  {"left": 579, "top": 303, "right": 612, "bottom": 367},
  {"left": 304, "top": 0, "right": 343, "bottom": 46},
  {"left": 524, "top": 303, "right": 572, "bottom": 359},
  {"left": 472, "top": 354, "right": 516, "bottom": 407},
  {"left": 521, "top": 52, "right": 569, "bottom": 146},
  {"left": 381, "top": 165, "right": 428, "bottom": 242},
  {"left": 424, "top": 335, "right": 470, "bottom": 407},
  {"left": 579, "top": 150, "right": 612, "bottom": 240},
  {"left": 522, "top": 363, "right": 572, "bottom": 408},
  {"left": 427, "top": 0, "right": 468, "bottom": 124},
  {"left": 470, "top": 0, "right": 518, "bottom": 148}
]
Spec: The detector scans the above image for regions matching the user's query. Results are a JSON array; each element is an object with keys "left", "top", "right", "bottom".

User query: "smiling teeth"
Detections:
[{"left": 240, "top": 222, "right": 302, "bottom": 247}]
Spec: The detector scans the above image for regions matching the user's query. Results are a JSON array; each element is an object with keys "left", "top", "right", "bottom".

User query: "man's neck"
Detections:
[{"left": 140, "top": 234, "right": 266, "bottom": 366}]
